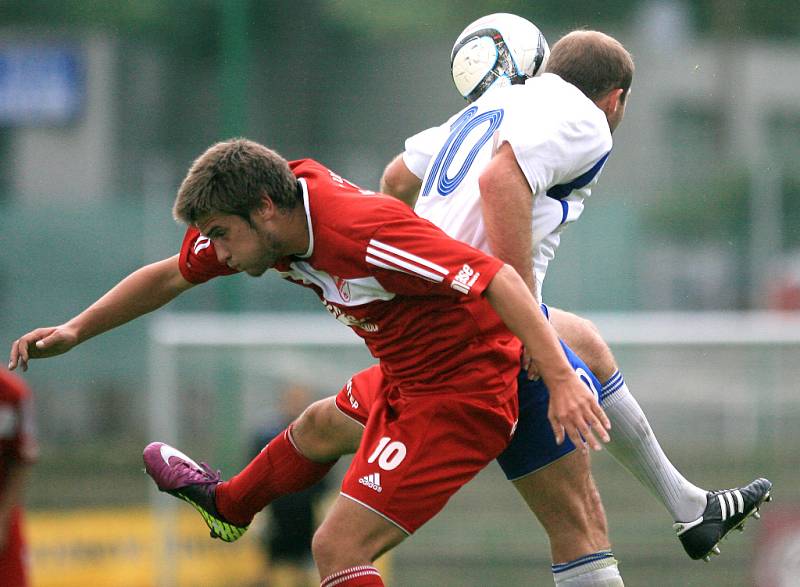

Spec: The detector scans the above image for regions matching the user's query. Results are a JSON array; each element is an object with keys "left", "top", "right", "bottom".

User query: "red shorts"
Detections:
[
  {"left": 335, "top": 364, "right": 517, "bottom": 534},
  {"left": 0, "top": 508, "right": 29, "bottom": 587}
]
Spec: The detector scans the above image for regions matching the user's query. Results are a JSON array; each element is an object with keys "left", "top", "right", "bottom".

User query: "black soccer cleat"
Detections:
[{"left": 674, "top": 477, "right": 772, "bottom": 561}]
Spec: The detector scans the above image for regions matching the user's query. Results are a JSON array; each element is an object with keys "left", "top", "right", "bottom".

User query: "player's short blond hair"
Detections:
[
  {"left": 173, "top": 138, "right": 298, "bottom": 225},
  {"left": 546, "top": 30, "right": 634, "bottom": 103}
]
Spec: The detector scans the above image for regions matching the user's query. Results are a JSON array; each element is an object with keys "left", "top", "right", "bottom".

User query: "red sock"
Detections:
[
  {"left": 215, "top": 426, "right": 335, "bottom": 525},
  {"left": 321, "top": 566, "right": 383, "bottom": 587}
]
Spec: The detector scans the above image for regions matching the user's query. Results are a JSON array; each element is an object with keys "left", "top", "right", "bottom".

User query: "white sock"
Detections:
[
  {"left": 552, "top": 551, "right": 624, "bottom": 586},
  {"left": 600, "top": 372, "right": 708, "bottom": 523}
]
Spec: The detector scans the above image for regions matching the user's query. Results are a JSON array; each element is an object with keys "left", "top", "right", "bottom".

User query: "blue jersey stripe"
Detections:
[{"left": 546, "top": 151, "right": 611, "bottom": 201}]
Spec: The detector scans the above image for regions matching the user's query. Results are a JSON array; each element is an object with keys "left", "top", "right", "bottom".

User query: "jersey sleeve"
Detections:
[
  {"left": 178, "top": 227, "right": 239, "bottom": 284},
  {"left": 500, "top": 91, "right": 612, "bottom": 197},
  {"left": 403, "top": 125, "right": 448, "bottom": 179},
  {"left": 367, "top": 214, "right": 504, "bottom": 298}
]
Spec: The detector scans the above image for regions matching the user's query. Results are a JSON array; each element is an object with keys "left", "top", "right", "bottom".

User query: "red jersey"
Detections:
[
  {"left": 0, "top": 371, "right": 37, "bottom": 485},
  {"left": 179, "top": 159, "right": 522, "bottom": 395}
]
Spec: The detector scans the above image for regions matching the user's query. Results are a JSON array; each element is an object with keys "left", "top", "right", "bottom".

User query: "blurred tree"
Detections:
[
  {"left": 643, "top": 166, "right": 750, "bottom": 242},
  {"left": 694, "top": 0, "right": 800, "bottom": 40},
  {"left": 780, "top": 177, "right": 800, "bottom": 250},
  {"left": 1, "top": 0, "right": 798, "bottom": 40}
]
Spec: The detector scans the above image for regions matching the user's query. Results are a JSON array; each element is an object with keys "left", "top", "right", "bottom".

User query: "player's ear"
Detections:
[
  {"left": 596, "top": 88, "right": 624, "bottom": 118},
  {"left": 256, "top": 192, "right": 277, "bottom": 220}
]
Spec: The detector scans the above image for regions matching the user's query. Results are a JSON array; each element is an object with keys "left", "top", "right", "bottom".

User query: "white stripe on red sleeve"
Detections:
[{"left": 366, "top": 239, "right": 449, "bottom": 282}]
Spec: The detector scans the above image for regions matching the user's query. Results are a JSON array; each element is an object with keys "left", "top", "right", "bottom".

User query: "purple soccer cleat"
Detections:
[{"left": 143, "top": 441, "right": 248, "bottom": 542}]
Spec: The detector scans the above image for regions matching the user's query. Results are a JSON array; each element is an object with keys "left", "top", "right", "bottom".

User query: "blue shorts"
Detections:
[{"left": 496, "top": 339, "right": 601, "bottom": 480}]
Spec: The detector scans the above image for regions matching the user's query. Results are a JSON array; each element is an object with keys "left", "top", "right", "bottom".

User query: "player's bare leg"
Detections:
[
  {"left": 514, "top": 450, "right": 623, "bottom": 585},
  {"left": 515, "top": 450, "right": 609, "bottom": 562},
  {"left": 312, "top": 496, "right": 405, "bottom": 586},
  {"left": 291, "top": 397, "right": 362, "bottom": 461},
  {"left": 549, "top": 307, "right": 773, "bottom": 561}
]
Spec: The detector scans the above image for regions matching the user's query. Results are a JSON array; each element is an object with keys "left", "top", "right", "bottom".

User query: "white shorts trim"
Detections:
[
  {"left": 339, "top": 491, "right": 412, "bottom": 535},
  {"left": 333, "top": 401, "right": 367, "bottom": 428},
  {"left": 506, "top": 446, "right": 578, "bottom": 482}
]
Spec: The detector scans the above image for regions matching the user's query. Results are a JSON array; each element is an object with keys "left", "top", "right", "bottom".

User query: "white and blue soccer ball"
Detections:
[{"left": 450, "top": 13, "right": 550, "bottom": 103}]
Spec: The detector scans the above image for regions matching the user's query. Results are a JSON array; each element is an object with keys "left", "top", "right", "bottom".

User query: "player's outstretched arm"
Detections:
[
  {"left": 8, "top": 255, "right": 194, "bottom": 372},
  {"left": 484, "top": 264, "right": 611, "bottom": 450},
  {"left": 380, "top": 153, "right": 422, "bottom": 208},
  {"left": 479, "top": 142, "right": 536, "bottom": 293}
]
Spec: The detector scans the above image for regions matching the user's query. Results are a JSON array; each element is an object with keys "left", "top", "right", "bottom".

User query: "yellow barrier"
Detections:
[
  {"left": 26, "top": 507, "right": 391, "bottom": 587},
  {"left": 27, "top": 507, "right": 263, "bottom": 587}
]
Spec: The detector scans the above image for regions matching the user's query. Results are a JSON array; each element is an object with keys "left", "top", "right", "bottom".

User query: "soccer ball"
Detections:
[{"left": 450, "top": 13, "right": 549, "bottom": 103}]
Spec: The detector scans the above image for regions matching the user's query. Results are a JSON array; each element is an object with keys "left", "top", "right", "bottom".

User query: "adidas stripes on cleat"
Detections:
[
  {"left": 143, "top": 441, "right": 249, "bottom": 543},
  {"left": 674, "top": 477, "right": 772, "bottom": 561}
]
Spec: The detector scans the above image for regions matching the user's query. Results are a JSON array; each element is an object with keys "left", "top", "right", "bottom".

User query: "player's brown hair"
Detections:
[
  {"left": 173, "top": 138, "right": 299, "bottom": 225},
  {"left": 546, "top": 30, "right": 634, "bottom": 103}
]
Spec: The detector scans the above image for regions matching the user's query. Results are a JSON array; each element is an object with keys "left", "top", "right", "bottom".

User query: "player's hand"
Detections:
[
  {"left": 547, "top": 374, "right": 611, "bottom": 451},
  {"left": 522, "top": 347, "right": 541, "bottom": 380},
  {"left": 8, "top": 325, "right": 80, "bottom": 372}
]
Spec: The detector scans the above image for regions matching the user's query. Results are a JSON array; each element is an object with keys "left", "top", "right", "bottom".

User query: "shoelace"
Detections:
[{"left": 174, "top": 460, "right": 221, "bottom": 486}]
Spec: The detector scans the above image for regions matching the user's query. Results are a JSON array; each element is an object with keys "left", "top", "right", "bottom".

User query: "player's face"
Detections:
[{"left": 197, "top": 212, "right": 283, "bottom": 277}]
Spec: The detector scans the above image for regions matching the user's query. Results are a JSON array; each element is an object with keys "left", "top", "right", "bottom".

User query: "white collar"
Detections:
[{"left": 296, "top": 178, "right": 314, "bottom": 258}]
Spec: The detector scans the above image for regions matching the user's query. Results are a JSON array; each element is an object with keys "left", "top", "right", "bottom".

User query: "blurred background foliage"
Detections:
[
  {"left": 1, "top": 0, "right": 798, "bottom": 435},
  {"left": 0, "top": 0, "right": 797, "bottom": 402},
  {"left": 3, "top": 0, "right": 800, "bottom": 38}
]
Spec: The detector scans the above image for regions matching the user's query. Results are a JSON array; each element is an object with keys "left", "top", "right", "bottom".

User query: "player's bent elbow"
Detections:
[
  {"left": 477, "top": 172, "right": 493, "bottom": 198},
  {"left": 477, "top": 171, "right": 506, "bottom": 207},
  {"left": 381, "top": 169, "right": 419, "bottom": 207}
]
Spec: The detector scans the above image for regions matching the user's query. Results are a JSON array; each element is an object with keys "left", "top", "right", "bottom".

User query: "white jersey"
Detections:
[{"left": 404, "top": 73, "right": 612, "bottom": 302}]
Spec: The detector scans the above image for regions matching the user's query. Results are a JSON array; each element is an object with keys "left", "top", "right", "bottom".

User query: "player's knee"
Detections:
[
  {"left": 579, "top": 320, "right": 617, "bottom": 381},
  {"left": 311, "top": 523, "right": 336, "bottom": 570},
  {"left": 293, "top": 397, "right": 360, "bottom": 461},
  {"left": 311, "top": 520, "right": 373, "bottom": 573},
  {"left": 552, "top": 309, "right": 617, "bottom": 381}
]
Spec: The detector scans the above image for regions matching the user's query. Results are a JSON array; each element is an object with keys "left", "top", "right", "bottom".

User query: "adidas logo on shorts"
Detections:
[{"left": 359, "top": 472, "right": 382, "bottom": 493}]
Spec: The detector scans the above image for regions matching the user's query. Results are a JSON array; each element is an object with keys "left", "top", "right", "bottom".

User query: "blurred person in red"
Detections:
[
  {"left": 0, "top": 370, "right": 38, "bottom": 587},
  {"left": 766, "top": 252, "right": 800, "bottom": 310}
]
